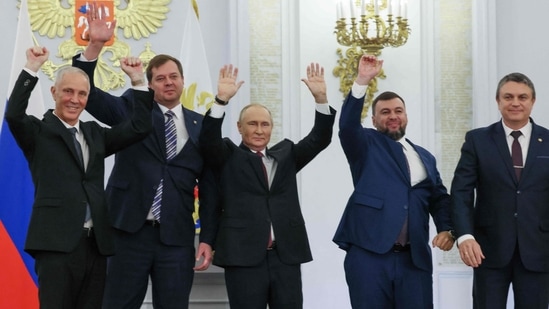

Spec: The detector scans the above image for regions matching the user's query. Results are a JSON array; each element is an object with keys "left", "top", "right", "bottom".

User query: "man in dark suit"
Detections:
[
  {"left": 5, "top": 46, "right": 152, "bottom": 309},
  {"left": 199, "top": 63, "right": 335, "bottom": 309},
  {"left": 452, "top": 72, "right": 549, "bottom": 308},
  {"left": 333, "top": 55, "right": 454, "bottom": 308},
  {"left": 71, "top": 4, "right": 219, "bottom": 308}
]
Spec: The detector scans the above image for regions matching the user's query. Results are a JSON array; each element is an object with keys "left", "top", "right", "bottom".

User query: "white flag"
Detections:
[
  {"left": 179, "top": 0, "right": 214, "bottom": 114},
  {"left": 6, "top": 0, "right": 45, "bottom": 120}
]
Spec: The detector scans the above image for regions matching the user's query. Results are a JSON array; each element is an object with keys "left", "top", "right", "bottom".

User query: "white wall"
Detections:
[
  {"left": 296, "top": 1, "right": 426, "bottom": 308},
  {"left": 3, "top": 0, "right": 547, "bottom": 308}
]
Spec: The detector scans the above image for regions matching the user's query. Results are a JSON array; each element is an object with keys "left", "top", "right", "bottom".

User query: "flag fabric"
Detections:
[
  {"left": 179, "top": 0, "right": 214, "bottom": 232},
  {"left": 180, "top": 0, "right": 214, "bottom": 114},
  {"left": 0, "top": 0, "right": 44, "bottom": 306}
]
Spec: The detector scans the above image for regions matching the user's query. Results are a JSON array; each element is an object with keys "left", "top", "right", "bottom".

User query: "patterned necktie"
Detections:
[
  {"left": 151, "top": 111, "right": 178, "bottom": 222},
  {"left": 256, "top": 151, "right": 273, "bottom": 248},
  {"left": 511, "top": 130, "right": 523, "bottom": 180},
  {"left": 69, "top": 127, "right": 91, "bottom": 222}
]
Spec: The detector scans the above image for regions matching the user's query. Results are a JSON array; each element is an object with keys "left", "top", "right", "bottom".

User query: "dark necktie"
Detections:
[
  {"left": 256, "top": 151, "right": 268, "bottom": 184},
  {"left": 511, "top": 130, "right": 523, "bottom": 180},
  {"left": 151, "top": 111, "right": 177, "bottom": 222},
  {"left": 396, "top": 142, "right": 409, "bottom": 245},
  {"left": 69, "top": 127, "right": 91, "bottom": 222},
  {"left": 68, "top": 127, "right": 84, "bottom": 169},
  {"left": 256, "top": 151, "right": 273, "bottom": 248}
]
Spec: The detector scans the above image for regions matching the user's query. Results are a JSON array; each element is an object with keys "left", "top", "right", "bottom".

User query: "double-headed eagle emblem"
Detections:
[{"left": 25, "top": 0, "right": 172, "bottom": 91}]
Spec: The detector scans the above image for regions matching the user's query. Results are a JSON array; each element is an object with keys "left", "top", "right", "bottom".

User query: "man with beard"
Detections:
[{"left": 333, "top": 55, "right": 455, "bottom": 309}]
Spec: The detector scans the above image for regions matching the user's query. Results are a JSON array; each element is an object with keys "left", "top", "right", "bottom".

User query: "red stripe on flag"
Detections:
[{"left": 0, "top": 220, "right": 38, "bottom": 308}]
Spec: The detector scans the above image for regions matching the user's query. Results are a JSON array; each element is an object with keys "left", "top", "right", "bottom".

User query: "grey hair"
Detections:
[{"left": 54, "top": 66, "right": 90, "bottom": 88}]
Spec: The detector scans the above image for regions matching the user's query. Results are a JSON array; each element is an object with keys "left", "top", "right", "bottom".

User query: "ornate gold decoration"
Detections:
[
  {"left": 25, "top": 0, "right": 171, "bottom": 91},
  {"left": 333, "top": 0, "right": 410, "bottom": 118}
]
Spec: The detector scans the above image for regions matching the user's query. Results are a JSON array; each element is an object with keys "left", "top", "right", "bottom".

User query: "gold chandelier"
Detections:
[{"left": 333, "top": 0, "right": 410, "bottom": 118}]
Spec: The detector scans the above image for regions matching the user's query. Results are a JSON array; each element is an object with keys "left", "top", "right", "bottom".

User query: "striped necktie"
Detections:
[{"left": 151, "top": 110, "right": 177, "bottom": 222}]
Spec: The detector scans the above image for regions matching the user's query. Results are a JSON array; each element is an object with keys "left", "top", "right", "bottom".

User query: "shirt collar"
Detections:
[
  {"left": 501, "top": 120, "right": 532, "bottom": 139},
  {"left": 52, "top": 110, "right": 80, "bottom": 132},
  {"left": 157, "top": 103, "right": 183, "bottom": 120}
]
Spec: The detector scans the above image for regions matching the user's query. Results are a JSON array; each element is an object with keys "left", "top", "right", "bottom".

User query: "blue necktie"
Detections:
[
  {"left": 151, "top": 111, "right": 177, "bottom": 222},
  {"left": 397, "top": 143, "right": 409, "bottom": 245}
]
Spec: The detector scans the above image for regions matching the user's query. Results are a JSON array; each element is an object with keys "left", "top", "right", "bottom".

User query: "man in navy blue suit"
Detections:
[
  {"left": 71, "top": 4, "right": 218, "bottom": 308},
  {"left": 452, "top": 72, "right": 549, "bottom": 308},
  {"left": 333, "top": 55, "right": 455, "bottom": 308}
]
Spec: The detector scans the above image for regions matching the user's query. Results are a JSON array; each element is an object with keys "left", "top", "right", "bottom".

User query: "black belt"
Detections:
[
  {"left": 267, "top": 241, "right": 277, "bottom": 250},
  {"left": 83, "top": 226, "right": 94, "bottom": 237},
  {"left": 145, "top": 220, "right": 160, "bottom": 227},
  {"left": 392, "top": 243, "right": 410, "bottom": 252}
]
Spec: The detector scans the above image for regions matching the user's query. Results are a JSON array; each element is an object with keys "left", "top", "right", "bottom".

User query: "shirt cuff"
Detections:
[
  {"left": 457, "top": 234, "right": 475, "bottom": 247},
  {"left": 209, "top": 102, "right": 226, "bottom": 118},
  {"left": 351, "top": 82, "right": 367, "bottom": 99},
  {"left": 132, "top": 85, "right": 149, "bottom": 92},
  {"left": 315, "top": 103, "right": 331, "bottom": 115},
  {"left": 23, "top": 67, "right": 38, "bottom": 76},
  {"left": 78, "top": 53, "right": 95, "bottom": 62}
]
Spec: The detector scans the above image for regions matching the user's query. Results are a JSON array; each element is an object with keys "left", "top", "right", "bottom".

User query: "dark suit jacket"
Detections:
[
  {"left": 451, "top": 120, "right": 549, "bottom": 272},
  {"left": 199, "top": 107, "right": 335, "bottom": 267},
  {"left": 333, "top": 92, "right": 451, "bottom": 272},
  {"left": 72, "top": 55, "right": 218, "bottom": 247},
  {"left": 5, "top": 70, "right": 153, "bottom": 256}
]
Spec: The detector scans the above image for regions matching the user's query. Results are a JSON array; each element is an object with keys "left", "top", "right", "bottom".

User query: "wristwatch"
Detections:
[{"left": 215, "top": 96, "right": 229, "bottom": 106}]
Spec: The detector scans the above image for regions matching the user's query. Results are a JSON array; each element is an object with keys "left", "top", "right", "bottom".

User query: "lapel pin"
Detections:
[
  {"left": 193, "top": 120, "right": 197, "bottom": 125},
  {"left": 538, "top": 138, "right": 543, "bottom": 142}
]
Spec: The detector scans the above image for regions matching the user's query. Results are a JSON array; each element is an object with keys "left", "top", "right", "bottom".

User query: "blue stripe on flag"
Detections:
[{"left": 0, "top": 104, "right": 37, "bottom": 284}]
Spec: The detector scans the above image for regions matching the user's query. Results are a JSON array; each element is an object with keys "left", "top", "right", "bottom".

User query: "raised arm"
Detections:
[
  {"left": 25, "top": 46, "right": 49, "bottom": 73},
  {"left": 215, "top": 64, "right": 245, "bottom": 104},
  {"left": 355, "top": 54, "right": 383, "bottom": 86},
  {"left": 301, "top": 63, "right": 328, "bottom": 104},
  {"left": 82, "top": 2, "right": 117, "bottom": 61}
]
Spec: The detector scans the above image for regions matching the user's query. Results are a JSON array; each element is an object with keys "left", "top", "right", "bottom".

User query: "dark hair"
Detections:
[
  {"left": 146, "top": 54, "right": 184, "bottom": 82},
  {"left": 495, "top": 72, "right": 536, "bottom": 100},
  {"left": 371, "top": 91, "right": 405, "bottom": 115}
]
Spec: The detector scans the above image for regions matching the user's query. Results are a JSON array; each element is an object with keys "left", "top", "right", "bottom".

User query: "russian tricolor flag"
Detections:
[{"left": 0, "top": 0, "right": 43, "bottom": 306}]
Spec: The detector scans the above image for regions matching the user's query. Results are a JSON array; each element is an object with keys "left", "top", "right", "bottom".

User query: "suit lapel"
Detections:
[
  {"left": 491, "top": 123, "right": 518, "bottom": 183},
  {"left": 383, "top": 137, "right": 409, "bottom": 182},
  {"left": 240, "top": 144, "right": 269, "bottom": 189},
  {"left": 45, "top": 112, "right": 86, "bottom": 171},
  {"left": 144, "top": 105, "right": 167, "bottom": 161},
  {"left": 182, "top": 108, "right": 200, "bottom": 145}
]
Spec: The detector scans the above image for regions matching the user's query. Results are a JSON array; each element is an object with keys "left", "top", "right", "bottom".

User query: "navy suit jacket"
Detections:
[
  {"left": 451, "top": 120, "right": 549, "bottom": 272},
  {"left": 72, "top": 55, "right": 218, "bottom": 247},
  {"left": 333, "top": 92, "right": 451, "bottom": 272},
  {"left": 199, "top": 107, "right": 335, "bottom": 267},
  {"left": 5, "top": 70, "right": 153, "bottom": 256}
]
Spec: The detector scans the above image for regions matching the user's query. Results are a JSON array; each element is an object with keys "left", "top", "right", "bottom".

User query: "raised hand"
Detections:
[
  {"left": 301, "top": 63, "right": 328, "bottom": 104},
  {"left": 356, "top": 55, "right": 383, "bottom": 86},
  {"left": 25, "top": 46, "right": 49, "bottom": 72},
  {"left": 83, "top": 1, "right": 118, "bottom": 60},
  {"left": 216, "top": 65, "right": 245, "bottom": 103},
  {"left": 86, "top": 1, "right": 117, "bottom": 44},
  {"left": 120, "top": 56, "right": 145, "bottom": 85}
]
